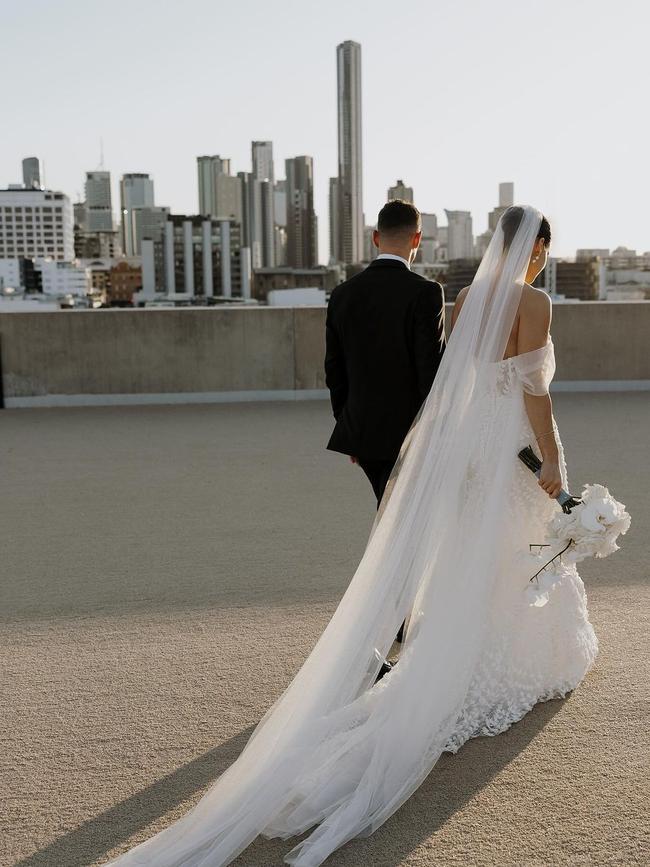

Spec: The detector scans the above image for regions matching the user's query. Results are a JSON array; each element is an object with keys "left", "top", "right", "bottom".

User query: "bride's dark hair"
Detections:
[{"left": 502, "top": 206, "right": 551, "bottom": 252}]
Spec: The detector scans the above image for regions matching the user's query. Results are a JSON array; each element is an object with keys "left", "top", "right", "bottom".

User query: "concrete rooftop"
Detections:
[{"left": 1, "top": 395, "right": 648, "bottom": 866}]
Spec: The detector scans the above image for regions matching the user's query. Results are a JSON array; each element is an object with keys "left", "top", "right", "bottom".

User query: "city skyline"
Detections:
[{"left": 3, "top": 0, "right": 649, "bottom": 262}]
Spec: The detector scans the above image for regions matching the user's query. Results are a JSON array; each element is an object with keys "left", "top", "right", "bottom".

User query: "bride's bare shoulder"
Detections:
[
  {"left": 521, "top": 283, "right": 552, "bottom": 318},
  {"left": 519, "top": 284, "right": 552, "bottom": 340}
]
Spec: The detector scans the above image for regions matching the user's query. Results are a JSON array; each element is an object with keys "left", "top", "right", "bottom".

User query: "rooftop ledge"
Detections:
[{"left": 1, "top": 301, "right": 648, "bottom": 408}]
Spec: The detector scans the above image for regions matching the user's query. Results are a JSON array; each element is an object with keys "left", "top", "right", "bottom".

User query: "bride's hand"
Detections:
[{"left": 538, "top": 460, "right": 562, "bottom": 499}]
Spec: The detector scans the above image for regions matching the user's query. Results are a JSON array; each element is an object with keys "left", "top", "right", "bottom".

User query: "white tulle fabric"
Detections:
[
  {"left": 512, "top": 340, "right": 557, "bottom": 396},
  {"left": 104, "top": 207, "right": 597, "bottom": 867}
]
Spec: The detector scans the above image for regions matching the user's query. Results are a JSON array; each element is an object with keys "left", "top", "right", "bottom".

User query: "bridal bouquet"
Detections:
[{"left": 518, "top": 448, "right": 631, "bottom": 607}]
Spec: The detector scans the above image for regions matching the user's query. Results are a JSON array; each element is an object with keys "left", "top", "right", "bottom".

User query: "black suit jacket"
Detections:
[{"left": 325, "top": 258, "right": 446, "bottom": 462}]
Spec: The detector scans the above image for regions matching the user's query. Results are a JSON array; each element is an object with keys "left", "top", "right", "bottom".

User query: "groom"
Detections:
[{"left": 325, "top": 199, "right": 446, "bottom": 507}]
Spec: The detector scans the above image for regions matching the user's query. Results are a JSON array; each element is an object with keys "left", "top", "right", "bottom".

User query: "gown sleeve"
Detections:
[{"left": 512, "top": 340, "right": 556, "bottom": 396}]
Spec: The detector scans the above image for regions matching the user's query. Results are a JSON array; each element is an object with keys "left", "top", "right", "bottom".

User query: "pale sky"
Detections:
[{"left": 3, "top": 0, "right": 648, "bottom": 261}]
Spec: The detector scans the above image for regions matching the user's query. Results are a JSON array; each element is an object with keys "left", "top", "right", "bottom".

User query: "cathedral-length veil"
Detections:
[{"left": 107, "top": 206, "right": 546, "bottom": 867}]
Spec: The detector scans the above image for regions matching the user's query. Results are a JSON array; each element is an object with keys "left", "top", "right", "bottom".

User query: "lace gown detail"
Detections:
[{"left": 444, "top": 344, "right": 598, "bottom": 753}]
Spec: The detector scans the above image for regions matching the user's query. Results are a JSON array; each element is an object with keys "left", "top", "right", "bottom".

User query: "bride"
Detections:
[{"left": 105, "top": 205, "right": 598, "bottom": 866}]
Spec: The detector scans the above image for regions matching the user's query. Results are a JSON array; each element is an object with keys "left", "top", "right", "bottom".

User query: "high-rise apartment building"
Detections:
[
  {"left": 274, "top": 180, "right": 287, "bottom": 228},
  {"left": 250, "top": 141, "right": 276, "bottom": 268},
  {"left": 421, "top": 213, "right": 438, "bottom": 239},
  {"left": 85, "top": 171, "right": 113, "bottom": 232},
  {"left": 444, "top": 209, "right": 474, "bottom": 260},
  {"left": 120, "top": 173, "right": 155, "bottom": 255},
  {"left": 285, "top": 156, "right": 318, "bottom": 268},
  {"left": 387, "top": 179, "right": 413, "bottom": 203},
  {"left": 333, "top": 40, "right": 363, "bottom": 264},
  {"left": 197, "top": 155, "right": 236, "bottom": 218},
  {"left": 0, "top": 188, "right": 74, "bottom": 261},
  {"left": 140, "top": 214, "right": 248, "bottom": 299},
  {"left": 251, "top": 141, "right": 274, "bottom": 185}
]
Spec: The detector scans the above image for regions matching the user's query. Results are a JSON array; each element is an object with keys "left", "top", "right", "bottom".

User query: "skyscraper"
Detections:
[
  {"left": 444, "top": 210, "right": 474, "bottom": 260},
  {"left": 387, "top": 179, "right": 413, "bottom": 203},
  {"left": 197, "top": 155, "right": 233, "bottom": 217},
  {"left": 489, "top": 182, "right": 515, "bottom": 231},
  {"left": 251, "top": 141, "right": 274, "bottom": 185},
  {"left": 329, "top": 177, "right": 341, "bottom": 263},
  {"left": 285, "top": 156, "right": 318, "bottom": 268},
  {"left": 85, "top": 171, "right": 113, "bottom": 232},
  {"left": 0, "top": 187, "right": 74, "bottom": 261},
  {"left": 499, "top": 182, "right": 514, "bottom": 208},
  {"left": 22, "top": 157, "right": 42, "bottom": 190},
  {"left": 251, "top": 141, "right": 276, "bottom": 267},
  {"left": 120, "top": 173, "right": 155, "bottom": 255},
  {"left": 334, "top": 40, "right": 363, "bottom": 264}
]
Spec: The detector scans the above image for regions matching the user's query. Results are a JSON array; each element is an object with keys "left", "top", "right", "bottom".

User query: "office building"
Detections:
[
  {"left": 445, "top": 209, "right": 474, "bottom": 260},
  {"left": 499, "top": 182, "right": 514, "bottom": 207},
  {"left": 35, "top": 257, "right": 90, "bottom": 296},
  {"left": 123, "top": 205, "right": 169, "bottom": 256},
  {"left": 141, "top": 214, "right": 247, "bottom": 299},
  {"left": 22, "top": 157, "right": 43, "bottom": 190},
  {"left": 85, "top": 171, "right": 113, "bottom": 232},
  {"left": 0, "top": 187, "right": 74, "bottom": 261},
  {"left": 285, "top": 156, "right": 318, "bottom": 268},
  {"left": 197, "top": 155, "right": 239, "bottom": 219},
  {"left": 198, "top": 155, "right": 231, "bottom": 214},
  {"left": 120, "top": 173, "right": 155, "bottom": 255},
  {"left": 488, "top": 181, "right": 515, "bottom": 231},
  {"left": 421, "top": 213, "right": 437, "bottom": 239},
  {"left": 252, "top": 141, "right": 275, "bottom": 185}
]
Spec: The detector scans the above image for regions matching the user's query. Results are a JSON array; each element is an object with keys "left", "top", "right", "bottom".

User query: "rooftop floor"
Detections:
[{"left": 1, "top": 395, "right": 648, "bottom": 866}]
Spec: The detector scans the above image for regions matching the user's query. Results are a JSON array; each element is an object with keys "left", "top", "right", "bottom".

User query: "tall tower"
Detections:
[
  {"left": 197, "top": 155, "right": 232, "bottom": 216},
  {"left": 85, "top": 171, "right": 113, "bottom": 232},
  {"left": 335, "top": 40, "right": 363, "bottom": 264},
  {"left": 499, "top": 182, "right": 514, "bottom": 208},
  {"left": 444, "top": 210, "right": 474, "bottom": 260},
  {"left": 251, "top": 141, "right": 275, "bottom": 185},
  {"left": 22, "top": 157, "right": 42, "bottom": 190},
  {"left": 120, "top": 173, "right": 154, "bottom": 255},
  {"left": 285, "top": 156, "right": 318, "bottom": 269},
  {"left": 250, "top": 141, "right": 276, "bottom": 267},
  {"left": 489, "top": 182, "right": 515, "bottom": 231}
]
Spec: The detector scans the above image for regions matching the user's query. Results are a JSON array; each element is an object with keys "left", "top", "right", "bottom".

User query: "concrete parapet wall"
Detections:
[{"left": 1, "top": 301, "right": 648, "bottom": 407}]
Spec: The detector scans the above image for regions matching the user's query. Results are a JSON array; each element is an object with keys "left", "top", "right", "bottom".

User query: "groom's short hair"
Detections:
[{"left": 377, "top": 200, "right": 421, "bottom": 238}]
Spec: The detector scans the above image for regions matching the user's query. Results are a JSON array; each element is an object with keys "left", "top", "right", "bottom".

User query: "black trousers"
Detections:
[
  {"left": 358, "top": 457, "right": 404, "bottom": 643},
  {"left": 358, "top": 458, "right": 394, "bottom": 507}
]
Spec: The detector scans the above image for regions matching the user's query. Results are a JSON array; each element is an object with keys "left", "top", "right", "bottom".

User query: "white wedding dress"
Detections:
[
  {"left": 442, "top": 343, "right": 597, "bottom": 754},
  {"left": 105, "top": 207, "right": 597, "bottom": 867}
]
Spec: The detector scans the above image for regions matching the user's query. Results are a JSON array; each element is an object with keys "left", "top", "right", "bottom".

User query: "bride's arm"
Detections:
[
  {"left": 518, "top": 290, "right": 562, "bottom": 499},
  {"left": 450, "top": 286, "right": 469, "bottom": 332}
]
